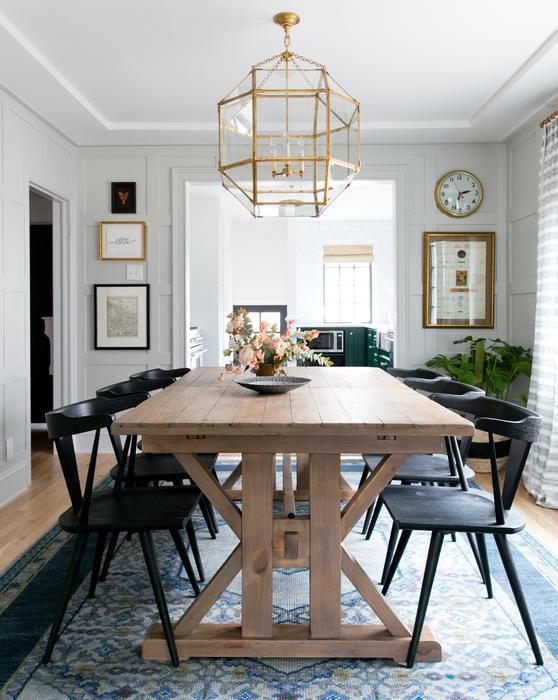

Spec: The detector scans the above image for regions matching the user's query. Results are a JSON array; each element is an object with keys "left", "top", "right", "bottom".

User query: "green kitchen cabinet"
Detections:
[{"left": 345, "top": 327, "right": 366, "bottom": 366}]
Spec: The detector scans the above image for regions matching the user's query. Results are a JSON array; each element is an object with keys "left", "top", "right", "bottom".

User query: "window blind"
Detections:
[{"left": 323, "top": 245, "right": 374, "bottom": 263}]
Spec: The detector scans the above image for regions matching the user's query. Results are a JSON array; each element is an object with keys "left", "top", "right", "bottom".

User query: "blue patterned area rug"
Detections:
[{"left": 2, "top": 461, "right": 558, "bottom": 699}]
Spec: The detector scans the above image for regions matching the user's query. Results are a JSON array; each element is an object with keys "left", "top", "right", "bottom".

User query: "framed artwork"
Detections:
[
  {"left": 94, "top": 284, "right": 150, "bottom": 350},
  {"left": 99, "top": 221, "right": 146, "bottom": 260},
  {"left": 423, "top": 232, "right": 495, "bottom": 328},
  {"left": 111, "top": 182, "right": 136, "bottom": 214}
]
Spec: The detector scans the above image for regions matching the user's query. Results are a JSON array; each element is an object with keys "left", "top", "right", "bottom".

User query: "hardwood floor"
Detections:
[
  {"left": 475, "top": 472, "right": 558, "bottom": 557},
  {"left": 1, "top": 441, "right": 557, "bottom": 573},
  {"left": 0, "top": 429, "right": 114, "bottom": 574}
]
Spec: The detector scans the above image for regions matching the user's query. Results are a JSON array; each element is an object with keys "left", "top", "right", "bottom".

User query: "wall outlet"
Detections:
[
  {"left": 126, "top": 264, "right": 144, "bottom": 281},
  {"left": 6, "top": 437, "right": 14, "bottom": 460}
]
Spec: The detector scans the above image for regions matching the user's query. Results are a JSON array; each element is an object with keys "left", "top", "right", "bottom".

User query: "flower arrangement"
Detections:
[{"left": 220, "top": 308, "right": 333, "bottom": 377}]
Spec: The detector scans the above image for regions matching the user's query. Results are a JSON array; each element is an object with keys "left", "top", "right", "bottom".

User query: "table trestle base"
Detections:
[{"left": 142, "top": 623, "right": 442, "bottom": 662}]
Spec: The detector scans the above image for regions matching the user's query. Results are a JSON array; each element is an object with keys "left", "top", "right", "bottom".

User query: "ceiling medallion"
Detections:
[{"left": 217, "top": 12, "right": 361, "bottom": 217}]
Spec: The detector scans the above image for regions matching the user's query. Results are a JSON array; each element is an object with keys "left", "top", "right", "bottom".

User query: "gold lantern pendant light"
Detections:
[{"left": 217, "top": 12, "right": 361, "bottom": 217}]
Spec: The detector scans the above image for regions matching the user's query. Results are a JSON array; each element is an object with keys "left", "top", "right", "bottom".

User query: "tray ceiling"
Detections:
[{"left": 0, "top": 0, "right": 557, "bottom": 145}]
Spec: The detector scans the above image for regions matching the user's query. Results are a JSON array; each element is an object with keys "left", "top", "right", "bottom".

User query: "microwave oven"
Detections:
[{"left": 308, "top": 330, "right": 344, "bottom": 353}]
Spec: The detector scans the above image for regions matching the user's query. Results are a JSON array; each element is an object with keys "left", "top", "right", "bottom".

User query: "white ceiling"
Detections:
[{"left": 1, "top": 0, "right": 558, "bottom": 145}]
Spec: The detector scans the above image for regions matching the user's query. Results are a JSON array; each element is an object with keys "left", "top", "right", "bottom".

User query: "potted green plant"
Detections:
[{"left": 425, "top": 336, "right": 533, "bottom": 472}]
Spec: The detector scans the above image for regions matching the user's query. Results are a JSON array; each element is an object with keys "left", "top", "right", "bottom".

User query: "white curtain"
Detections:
[{"left": 524, "top": 118, "right": 558, "bottom": 508}]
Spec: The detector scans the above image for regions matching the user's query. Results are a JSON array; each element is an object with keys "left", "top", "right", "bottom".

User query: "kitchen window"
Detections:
[
  {"left": 233, "top": 305, "right": 287, "bottom": 334},
  {"left": 323, "top": 246, "right": 373, "bottom": 323}
]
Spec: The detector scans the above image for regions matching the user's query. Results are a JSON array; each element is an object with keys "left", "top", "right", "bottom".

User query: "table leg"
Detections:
[
  {"left": 296, "top": 453, "right": 309, "bottom": 490},
  {"left": 241, "top": 453, "right": 275, "bottom": 638},
  {"left": 310, "top": 453, "right": 341, "bottom": 638}
]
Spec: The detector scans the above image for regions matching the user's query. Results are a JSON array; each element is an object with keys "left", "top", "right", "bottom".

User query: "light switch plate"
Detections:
[{"left": 126, "top": 264, "right": 144, "bottom": 281}]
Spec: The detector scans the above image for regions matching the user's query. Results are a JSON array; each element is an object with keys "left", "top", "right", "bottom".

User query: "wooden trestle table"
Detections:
[{"left": 112, "top": 366, "right": 474, "bottom": 663}]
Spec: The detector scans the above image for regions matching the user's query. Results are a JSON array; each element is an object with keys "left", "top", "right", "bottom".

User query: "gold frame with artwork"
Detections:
[
  {"left": 423, "top": 232, "right": 495, "bottom": 328},
  {"left": 99, "top": 221, "right": 146, "bottom": 261}
]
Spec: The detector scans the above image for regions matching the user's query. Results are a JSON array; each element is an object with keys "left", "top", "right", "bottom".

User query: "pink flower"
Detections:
[
  {"left": 238, "top": 345, "right": 255, "bottom": 366},
  {"left": 260, "top": 321, "right": 271, "bottom": 333},
  {"left": 233, "top": 315, "right": 244, "bottom": 331},
  {"left": 225, "top": 320, "right": 234, "bottom": 333},
  {"left": 271, "top": 337, "right": 287, "bottom": 358}
]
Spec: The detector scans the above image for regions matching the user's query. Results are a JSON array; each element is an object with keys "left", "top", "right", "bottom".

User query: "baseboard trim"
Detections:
[{"left": 0, "top": 458, "right": 31, "bottom": 508}]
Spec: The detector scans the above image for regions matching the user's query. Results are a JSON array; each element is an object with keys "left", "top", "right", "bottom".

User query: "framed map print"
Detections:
[
  {"left": 99, "top": 221, "right": 146, "bottom": 260},
  {"left": 94, "top": 284, "right": 150, "bottom": 349},
  {"left": 423, "top": 232, "right": 495, "bottom": 328}
]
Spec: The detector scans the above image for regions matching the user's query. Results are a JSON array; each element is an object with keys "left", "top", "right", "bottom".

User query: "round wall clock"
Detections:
[{"left": 435, "top": 170, "right": 483, "bottom": 217}]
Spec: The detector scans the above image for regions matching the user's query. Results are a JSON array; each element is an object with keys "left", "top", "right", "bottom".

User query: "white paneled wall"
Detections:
[
  {"left": 79, "top": 142, "right": 507, "bottom": 390},
  {"left": 507, "top": 121, "right": 541, "bottom": 350},
  {"left": 0, "top": 87, "right": 77, "bottom": 507},
  {"left": 359, "top": 143, "right": 508, "bottom": 367},
  {"left": 77, "top": 147, "right": 218, "bottom": 413}
]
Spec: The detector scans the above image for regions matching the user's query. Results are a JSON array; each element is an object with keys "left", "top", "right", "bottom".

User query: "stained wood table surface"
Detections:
[{"left": 113, "top": 366, "right": 474, "bottom": 664}]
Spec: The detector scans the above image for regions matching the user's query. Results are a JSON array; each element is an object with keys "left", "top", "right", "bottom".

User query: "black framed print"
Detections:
[
  {"left": 94, "top": 284, "right": 149, "bottom": 350},
  {"left": 111, "top": 182, "right": 136, "bottom": 214}
]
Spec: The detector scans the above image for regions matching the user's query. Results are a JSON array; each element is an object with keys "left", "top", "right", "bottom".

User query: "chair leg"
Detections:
[
  {"left": 382, "top": 529, "right": 412, "bottom": 595},
  {"left": 365, "top": 498, "right": 384, "bottom": 540},
  {"left": 357, "top": 465, "right": 372, "bottom": 534},
  {"left": 42, "top": 533, "right": 89, "bottom": 663},
  {"left": 88, "top": 532, "right": 107, "bottom": 599},
  {"left": 493, "top": 533, "right": 543, "bottom": 665},
  {"left": 209, "top": 469, "right": 220, "bottom": 533},
  {"left": 169, "top": 529, "right": 200, "bottom": 595},
  {"left": 99, "top": 531, "right": 120, "bottom": 582},
  {"left": 406, "top": 531, "right": 445, "bottom": 668},
  {"left": 476, "top": 533, "right": 493, "bottom": 599},
  {"left": 466, "top": 532, "right": 486, "bottom": 584},
  {"left": 450, "top": 533, "right": 457, "bottom": 543},
  {"left": 199, "top": 498, "right": 216, "bottom": 539},
  {"left": 185, "top": 520, "right": 205, "bottom": 582},
  {"left": 380, "top": 522, "right": 400, "bottom": 585},
  {"left": 138, "top": 531, "right": 179, "bottom": 668}
]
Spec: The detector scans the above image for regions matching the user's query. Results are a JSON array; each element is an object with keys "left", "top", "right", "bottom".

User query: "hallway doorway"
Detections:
[{"left": 29, "top": 190, "right": 54, "bottom": 454}]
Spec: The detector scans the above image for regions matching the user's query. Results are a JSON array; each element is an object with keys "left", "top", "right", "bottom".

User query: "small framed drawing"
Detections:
[
  {"left": 423, "top": 232, "right": 495, "bottom": 328},
  {"left": 94, "top": 284, "right": 149, "bottom": 350},
  {"left": 111, "top": 182, "right": 136, "bottom": 214},
  {"left": 99, "top": 221, "right": 146, "bottom": 260}
]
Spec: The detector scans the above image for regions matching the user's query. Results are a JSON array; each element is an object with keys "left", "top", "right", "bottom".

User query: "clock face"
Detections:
[{"left": 435, "top": 170, "right": 483, "bottom": 217}]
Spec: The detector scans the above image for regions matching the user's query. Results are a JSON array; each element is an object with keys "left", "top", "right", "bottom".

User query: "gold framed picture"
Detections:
[
  {"left": 423, "top": 232, "right": 495, "bottom": 328},
  {"left": 99, "top": 221, "right": 146, "bottom": 261}
]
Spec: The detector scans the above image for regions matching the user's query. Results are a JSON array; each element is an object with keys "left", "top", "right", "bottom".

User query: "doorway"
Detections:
[
  {"left": 29, "top": 189, "right": 54, "bottom": 454},
  {"left": 184, "top": 179, "right": 396, "bottom": 367}
]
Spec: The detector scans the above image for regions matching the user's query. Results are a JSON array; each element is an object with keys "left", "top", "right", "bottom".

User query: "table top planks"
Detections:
[{"left": 112, "top": 367, "right": 474, "bottom": 438}]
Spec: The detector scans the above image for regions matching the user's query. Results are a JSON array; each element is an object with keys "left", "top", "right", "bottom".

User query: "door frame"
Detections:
[
  {"left": 27, "top": 178, "right": 75, "bottom": 419},
  {"left": 170, "top": 165, "right": 409, "bottom": 369}
]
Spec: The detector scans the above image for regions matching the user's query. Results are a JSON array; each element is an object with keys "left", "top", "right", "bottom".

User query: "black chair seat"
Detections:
[
  {"left": 381, "top": 485, "right": 525, "bottom": 534},
  {"left": 363, "top": 453, "right": 475, "bottom": 484},
  {"left": 59, "top": 487, "right": 200, "bottom": 534},
  {"left": 109, "top": 452, "right": 217, "bottom": 482}
]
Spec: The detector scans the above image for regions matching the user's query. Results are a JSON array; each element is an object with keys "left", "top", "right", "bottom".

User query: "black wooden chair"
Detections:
[
  {"left": 43, "top": 394, "right": 202, "bottom": 667},
  {"left": 384, "top": 367, "right": 443, "bottom": 381},
  {"left": 361, "top": 376, "right": 483, "bottom": 543},
  {"left": 98, "top": 377, "right": 218, "bottom": 535},
  {"left": 127, "top": 370, "right": 219, "bottom": 537},
  {"left": 130, "top": 367, "right": 191, "bottom": 381},
  {"left": 379, "top": 395, "right": 543, "bottom": 667},
  {"left": 95, "top": 378, "right": 216, "bottom": 583}
]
